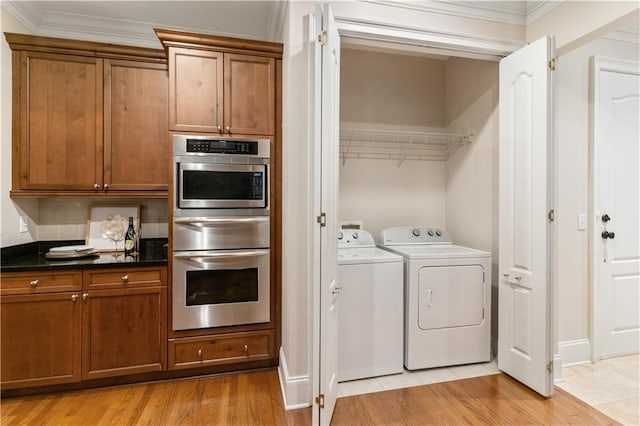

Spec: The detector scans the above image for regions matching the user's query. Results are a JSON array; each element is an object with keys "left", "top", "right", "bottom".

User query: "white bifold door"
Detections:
[{"left": 498, "top": 36, "right": 555, "bottom": 397}]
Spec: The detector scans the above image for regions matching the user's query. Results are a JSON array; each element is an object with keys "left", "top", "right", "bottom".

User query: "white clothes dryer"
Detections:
[
  {"left": 337, "top": 229, "right": 404, "bottom": 381},
  {"left": 379, "top": 226, "right": 492, "bottom": 370}
]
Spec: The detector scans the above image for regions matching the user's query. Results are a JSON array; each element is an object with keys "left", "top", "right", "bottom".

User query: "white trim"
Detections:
[
  {"left": 1, "top": 0, "right": 43, "bottom": 34},
  {"left": 277, "top": 347, "right": 311, "bottom": 410},
  {"left": 553, "top": 353, "right": 563, "bottom": 382},
  {"left": 526, "top": 1, "right": 564, "bottom": 25},
  {"left": 360, "top": 0, "right": 527, "bottom": 25},
  {"left": 558, "top": 338, "right": 591, "bottom": 366},
  {"left": 335, "top": 16, "right": 524, "bottom": 60},
  {"left": 602, "top": 29, "right": 640, "bottom": 44}
]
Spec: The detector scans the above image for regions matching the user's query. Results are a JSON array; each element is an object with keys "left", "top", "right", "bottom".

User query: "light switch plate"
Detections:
[
  {"left": 19, "top": 216, "right": 28, "bottom": 233},
  {"left": 577, "top": 214, "right": 586, "bottom": 231}
]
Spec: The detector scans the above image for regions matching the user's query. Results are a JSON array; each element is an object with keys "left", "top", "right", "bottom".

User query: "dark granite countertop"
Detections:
[{"left": 1, "top": 238, "right": 168, "bottom": 272}]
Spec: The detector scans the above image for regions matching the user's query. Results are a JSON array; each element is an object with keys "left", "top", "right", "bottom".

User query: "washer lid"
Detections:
[
  {"left": 338, "top": 247, "right": 404, "bottom": 265},
  {"left": 379, "top": 244, "right": 490, "bottom": 259}
]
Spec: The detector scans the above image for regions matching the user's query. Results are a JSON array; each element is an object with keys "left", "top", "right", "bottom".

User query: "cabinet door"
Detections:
[
  {"left": 1, "top": 293, "right": 81, "bottom": 389},
  {"left": 17, "top": 51, "right": 102, "bottom": 190},
  {"left": 224, "top": 54, "right": 275, "bottom": 136},
  {"left": 169, "top": 47, "right": 223, "bottom": 133},
  {"left": 104, "top": 60, "right": 169, "bottom": 191},
  {"left": 82, "top": 287, "right": 166, "bottom": 380}
]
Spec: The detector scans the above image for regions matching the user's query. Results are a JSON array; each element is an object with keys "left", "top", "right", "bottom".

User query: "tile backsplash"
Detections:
[{"left": 36, "top": 199, "right": 168, "bottom": 241}]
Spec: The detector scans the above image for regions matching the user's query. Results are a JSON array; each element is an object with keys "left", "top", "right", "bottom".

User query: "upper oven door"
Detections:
[{"left": 177, "top": 163, "right": 267, "bottom": 209}]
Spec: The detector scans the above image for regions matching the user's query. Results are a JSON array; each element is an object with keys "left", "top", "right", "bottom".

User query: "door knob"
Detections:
[
  {"left": 602, "top": 230, "right": 615, "bottom": 239},
  {"left": 602, "top": 214, "right": 611, "bottom": 223}
]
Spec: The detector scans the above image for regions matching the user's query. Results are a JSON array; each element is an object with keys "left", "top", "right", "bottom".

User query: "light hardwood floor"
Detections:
[{"left": 1, "top": 368, "right": 619, "bottom": 425}]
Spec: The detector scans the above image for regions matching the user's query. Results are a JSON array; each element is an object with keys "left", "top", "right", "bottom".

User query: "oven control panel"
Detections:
[{"left": 186, "top": 139, "right": 258, "bottom": 155}]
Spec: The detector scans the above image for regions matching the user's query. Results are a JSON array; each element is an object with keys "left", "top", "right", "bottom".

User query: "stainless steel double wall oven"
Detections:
[{"left": 172, "top": 134, "right": 271, "bottom": 331}]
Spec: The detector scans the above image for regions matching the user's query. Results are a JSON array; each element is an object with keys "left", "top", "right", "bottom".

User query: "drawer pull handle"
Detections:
[
  {"left": 121, "top": 275, "right": 129, "bottom": 283},
  {"left": 197, "top": 349, "right": 203, "bottom": 359},
  {"left": 71, "top": 294, "right": 78, "bottom": 302},
  {"left": 29, "top": 279, "right": 39, "bottom": 288}
]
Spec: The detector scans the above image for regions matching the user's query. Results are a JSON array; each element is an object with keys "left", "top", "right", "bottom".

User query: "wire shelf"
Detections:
[{"left": 339, "top": 127, "right": 473, "bottom": 165}]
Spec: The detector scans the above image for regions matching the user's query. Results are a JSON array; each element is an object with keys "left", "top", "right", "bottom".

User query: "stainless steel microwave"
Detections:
[{"left": 173, "top": 135, "right": 270, "bottom": 211}]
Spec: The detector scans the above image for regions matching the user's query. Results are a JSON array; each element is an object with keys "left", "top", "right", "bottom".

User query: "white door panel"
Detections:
[
  {"left": 592, "top": 58, "right": 640, "bottom": 359},
  {"left": 312, "top": 4, "right": 340, "bottom": 425},
  {"left": 498, "top": 36, "right": 554, "bottom": 397}
]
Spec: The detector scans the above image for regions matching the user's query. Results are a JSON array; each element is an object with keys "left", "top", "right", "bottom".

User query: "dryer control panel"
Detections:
[{"left": 380, "top": 226, "right": 451, "bottom": 245}]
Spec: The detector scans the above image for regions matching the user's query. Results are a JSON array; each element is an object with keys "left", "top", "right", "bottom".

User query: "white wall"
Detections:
[
  {"left": 339, "top": 160, "right": 446, "bottom": 239},
  {"left": 554, "top": 35, "right": 639, "bottom": 365},
  {"left": 1, "top": 9, "right": 37, "bottom": 247},
  {"left": 278, "top": 0, "right": 315, "bottom": 409}
]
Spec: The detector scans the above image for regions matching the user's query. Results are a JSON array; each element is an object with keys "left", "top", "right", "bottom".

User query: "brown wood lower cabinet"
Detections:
[
  {"left": 168, "top": 330, "right": 274, "bottom": 370},
  {"left": 1, "top": 266, "right": 167, "bottom": 391},
  {"left": 0, "top": 292, "right": 82, "bottom": 389},
  {"left": 82, "top": 286, "right": 166, "bottom": 380}
]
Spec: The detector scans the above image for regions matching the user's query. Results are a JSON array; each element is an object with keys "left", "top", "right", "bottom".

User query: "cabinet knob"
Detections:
[
  {"left": 29, "top": 279, "right": 39, "bottom": 288},
  {"left": 71, "top": 294, "right": 78, "bottom": 302},
  {"left": 197, "top": 349, "right": 203, "bottom": 359},
  {"left": 82, "top": 293, "right": 88, "bottom": 301},
  {"left": 94, "top": 183, "right": 101, "bottom": 190},
  {"left": 244, "top": 344, "right": 248, "bottom": 354},
  {"left": 225, "top": 125, "right": 231, "bottom": 133},
  {"left": 103, "top": 183, "right": 109, "bottom": 191},
  {"left": 121, "top": 275, "right": 129, "bottom": 283},
  {"left": 216, "top": 125, "right": 222, "bottom": 133}
]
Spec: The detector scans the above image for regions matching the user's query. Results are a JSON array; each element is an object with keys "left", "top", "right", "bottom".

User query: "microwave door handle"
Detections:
[
  {"left": 174, "top": 250, "right": 268, "bottom": 263},
  {"left": 174, "top": 217, "right": 269, "bottom": 227}
]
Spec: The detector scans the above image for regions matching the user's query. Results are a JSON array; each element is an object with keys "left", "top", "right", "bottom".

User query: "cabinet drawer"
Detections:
[
  {"left": 84, "top": 267, "right": 165, "bottom": 290},
  {"left": 1, "top": 271, "right": 82, "bottom": 295},
  {"left": 168, "top": 330, "right": 274, "bottom": 370}
]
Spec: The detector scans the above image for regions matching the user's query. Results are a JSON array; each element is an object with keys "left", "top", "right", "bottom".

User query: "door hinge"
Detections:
[
  {"left": 548, "top": 58, "right": 556, "bottom": 71},
  {"left": 315, "top": 393, "right": 325, "bottom": 408},
  {"left": 547, "top": 361, "right": 554, "bottom": 373},
  {"left": 317, "top": 212, "right": 327, "bottom": 227},
  {"left": 548, "top": 209, "right": 555, "bottom": 222},
  {"left": 318, "top": 31, "right": 327, "bottom": 46}
]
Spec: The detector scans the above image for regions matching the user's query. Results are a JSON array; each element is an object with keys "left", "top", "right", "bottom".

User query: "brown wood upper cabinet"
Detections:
[
  {"left": 157, "top": 29, "right": 281, "bottom": 136},
  {"left": 6, "top": 33, "right": 168, "bottom": 197}
]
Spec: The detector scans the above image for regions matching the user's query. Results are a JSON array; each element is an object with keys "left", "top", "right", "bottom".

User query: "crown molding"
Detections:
[
  {"left": 603, "top": 28, "right": 640, "bottom": 44},
  {"left": 1, "top": 0, "right": 274, "bottom": 49},
  {"left": 266, "top": 0, "right": 288, "bottom": 43},
  {"left": 526, "top": 1, "right": 564, "bottom": 25}
]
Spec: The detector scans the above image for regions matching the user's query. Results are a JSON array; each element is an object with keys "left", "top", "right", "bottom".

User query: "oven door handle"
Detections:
[
  {"left": 174, "top": 250, "right": 269, "bottom": 262},
  {"left": 174, "top": 217, "right": 269, "bottom": 227}
]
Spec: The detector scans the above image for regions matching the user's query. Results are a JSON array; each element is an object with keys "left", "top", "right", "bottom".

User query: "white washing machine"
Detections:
[
  {"left": 337, "top": 229, "right": 404, "bottom": 382},
  {"left": 379, "top": 226, "right": 491, "bottom": 370}
]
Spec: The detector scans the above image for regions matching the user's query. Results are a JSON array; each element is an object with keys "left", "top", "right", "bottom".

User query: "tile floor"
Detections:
[
  {"left": 338, "top": 354, "right": 639, "bottom": 425},
  {"left": 557, "top": 354, "right": 639, "bottom": 425}
]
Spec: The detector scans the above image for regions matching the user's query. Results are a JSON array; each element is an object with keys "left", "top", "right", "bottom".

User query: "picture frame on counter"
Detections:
[{"left": 86, "top": 204, "right": 140, "bottom": 252}]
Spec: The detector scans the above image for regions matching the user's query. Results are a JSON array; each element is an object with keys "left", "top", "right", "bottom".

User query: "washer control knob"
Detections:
[
  {"left": 352, "top": 232, "right": 359, "bottom": 239},
  {"left": 435, "top": 230, "right": 442, "bottom": 237},
  {"left": 412, "top": 229, "right": 421, "bottom": 237},
  {"left": 427, "top": 230, "right": 434, "bottom": 236},
  {"left": 338, "top": 231, "right": 344, "bottom": 240}
]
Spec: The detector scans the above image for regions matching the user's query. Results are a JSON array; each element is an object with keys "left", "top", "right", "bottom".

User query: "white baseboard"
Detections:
[
  {"left": 558, "top": 338, "right": 591, "bottom": 367},
  {"left": 277, "top": 347, "right": 311, "bottom": 410}
]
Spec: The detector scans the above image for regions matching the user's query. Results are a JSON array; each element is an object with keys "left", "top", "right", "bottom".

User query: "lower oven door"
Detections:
[{"left": 172, "top": 249, "right": 270, "bottom": 331}]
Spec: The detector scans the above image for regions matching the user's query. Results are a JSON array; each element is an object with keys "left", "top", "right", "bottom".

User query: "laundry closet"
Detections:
[{"left": 337, "top": 45, "right": 500, "bottom": 353}]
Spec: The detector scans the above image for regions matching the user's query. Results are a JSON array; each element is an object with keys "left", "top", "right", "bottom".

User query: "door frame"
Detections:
[{"left": 588, "top": 55, "right": 640, "bottom": 362}]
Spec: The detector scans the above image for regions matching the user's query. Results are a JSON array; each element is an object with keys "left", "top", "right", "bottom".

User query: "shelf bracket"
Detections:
[
  {"left": 342, "top": 133, "right": 354, "bottom": 166},
  {"left": 397, "top": 137, "right": 416, "bottom": 167}
]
